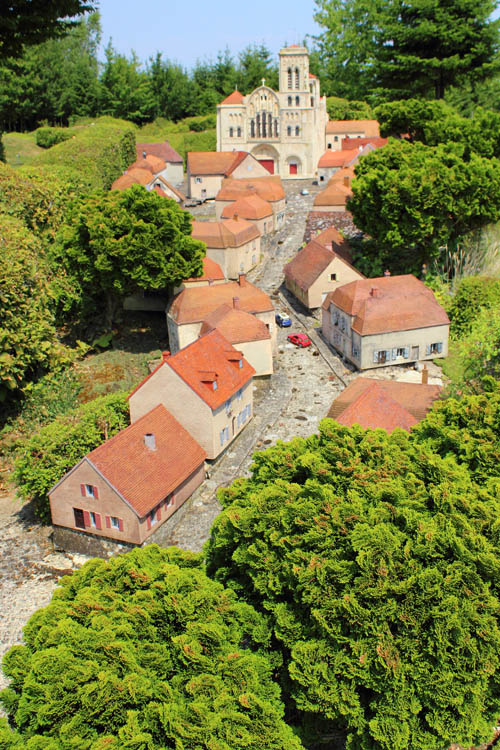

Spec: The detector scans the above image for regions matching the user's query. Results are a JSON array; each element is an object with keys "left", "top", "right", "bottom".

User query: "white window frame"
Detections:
[
  {"left": 110, "top": 516, "right": 120, "bottom": 530},
  {"left": 85, "top": 484, "right": 95, "bottom": 498}
]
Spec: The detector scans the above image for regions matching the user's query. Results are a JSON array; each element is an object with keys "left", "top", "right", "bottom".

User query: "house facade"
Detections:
[
  {"left": 325, "top": 120, "right": 380, "bottom": 151},
  {"left": 136, "top": 140, "right": 184, "bottom": 185},
  {"left": 220, "top": 195, "right": 274, "bottom": 236},
  {"left": 321, "top": 275, "right": 450, "bottom": 369},
  {"left": 128, "top": 331, "right": 255, "bottom": 460},
  {"left": 191, "top": 218, "right": 261, "bottom": 279},
  {"left": 215, "top": 176, "right": 286, "bottom": 230},
  {"left": 187, "top": 151, "right": 269, "bottom": 199},
  {"left": 217, "top": 46, "right": 328, "bottom": 179},
  {"left": 49, "top": 405, "right": 206, "bottom": 546}
]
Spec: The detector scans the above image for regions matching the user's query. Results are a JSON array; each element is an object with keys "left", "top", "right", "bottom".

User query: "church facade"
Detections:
[{"left": 216, "top": 45, "right": 328, "bottom": 179}]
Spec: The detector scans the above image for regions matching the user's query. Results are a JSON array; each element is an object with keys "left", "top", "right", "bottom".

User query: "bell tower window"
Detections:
[
  {"left": 287, "top": 67, "right": 292, "bottom": 89},
  {"left": 295, "top": 67, "right": 300, "bottom": 89}
]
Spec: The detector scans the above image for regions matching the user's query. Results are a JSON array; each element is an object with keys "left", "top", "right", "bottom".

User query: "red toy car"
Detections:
[{"left": 287, "top": 333, "right": 312, "bottom": 348}]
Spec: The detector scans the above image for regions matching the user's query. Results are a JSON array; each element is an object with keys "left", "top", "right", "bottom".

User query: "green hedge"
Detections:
[
  {"left": 35, "top": 127, "right": 73, "bottom": 149},
  {"left": 448, "top": 275, "right": 500, "bottom": 338},
  {"left": 32, "top": 117, "right": 136, "bottom": 190}
]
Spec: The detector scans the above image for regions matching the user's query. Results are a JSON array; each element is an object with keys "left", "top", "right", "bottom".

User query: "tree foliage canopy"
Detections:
[
  {"left": 0, "top": 545, "right": 303, "bottom": 750},
  {"left": 206, "top": 416, "right": 500, "bottom": 750}
]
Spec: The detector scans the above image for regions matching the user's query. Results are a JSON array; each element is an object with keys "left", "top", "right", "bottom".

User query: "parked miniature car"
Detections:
[
  {"left": 300, "top": 188, "right": 309, "bottom": 195},
  {"left": 287, "top": 333, "right": 312, "bottom": 347},
  {"left": 275, "top": 312, "right": 292, "bottom": 327}
]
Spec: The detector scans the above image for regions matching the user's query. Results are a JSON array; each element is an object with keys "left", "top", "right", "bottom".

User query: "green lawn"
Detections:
[
  {"left": 436, "top": 339, "right": 464, "bottom": 384},
  {"left": 3, "top": 131, "right": 43, "bottom": 168}
]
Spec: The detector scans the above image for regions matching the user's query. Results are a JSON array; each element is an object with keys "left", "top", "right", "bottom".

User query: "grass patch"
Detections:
[
  {"left": 3, "top": 132, "right": 43, "bottom": 168},
  {"left": 436, "top": 340, "right": 464, "bottom": 384}
]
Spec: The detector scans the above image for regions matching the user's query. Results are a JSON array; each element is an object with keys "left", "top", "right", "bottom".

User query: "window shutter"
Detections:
[
  {"left": 105, "top": 515, "right": 111, "bottom": 529},
  {"left": 93, "top": 486, "right": 99, "bottom": 499},
  {"left": 437, "top": 342, "right": 443, "bottom": 353},
  {"left": 426, "top": 344, "right": 431, "bottom": 355},
  {"left": 147, "top": 516, "right": 151, "bottom": 530},
  {"left": 118, "top": 518, "right": 123, "bottom": 532},
  {"left": 94, "top": 513, "right": 102, "bottom": 530},
  {"left": 373, "top": 351, "right": 378, "bottom": 363},
  {"left": 392, "top": 348, "right": 397, "bottom": 360},
  {"left": 404, "top": 347, "right": 409, "bottom": 359},
  {"left": 83, "top": 511, "right": 91, "bottom": 528},
  {"left": 156, "top": 506, "right": 161, "bottom": 521},
  {"left": 80, "top": 484, "right": 86, "bottom": 497}
]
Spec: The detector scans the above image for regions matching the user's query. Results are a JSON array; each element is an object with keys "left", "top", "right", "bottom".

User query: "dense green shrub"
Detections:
[
  {"left": 448, "top": 275, "right": 500, "bottom": 337},
  {"left": 32, "top": 117, "right": 136, "bottom": 190},
  {"left": 326, "top": 96, "right": 373, "bottom": 121},
  {"left": 188, "top": 114, "right": 217, "bottom": 131},
  {"left": 14, "top": 391, "right": 130, "bottom": 522},
  {"left": 0, "top": 546, "right": 303, "bottom": 750},
  {"left": 206, "top": 417, "right": 500, "bottom": 750},
  {"left": 35, "top": 127, "right": 73, "bottom": 149}
]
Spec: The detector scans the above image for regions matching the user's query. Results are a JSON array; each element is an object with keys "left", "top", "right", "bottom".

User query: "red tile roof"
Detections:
[
  {"left": 318, "top": 150, "right": 353, "bottom": 168},
  {"left": 136, "top": 140, "right": 183, "bottom": 164},
  {"left": 86, "top": 404, "right": 206, "bottom": 517},
  {"left": 326, "top": 120, "right": 380, "bottom": 136},
  {"left": 188, "top": 151, "right": 250, "bottom": 176},
  {"left": 192, "top": 218, "right": 259, "bottom": 248},
  {"left": 169, "top": 277, "right": 273, "bottom": 324},
  {"left": 220, "top": 90, "right": 245, "bottom": 105},
  {"left": 322, "top": 275, "right": 450, "bottom": 335},
  {"left": 217, "top": 176, "right": 285, "bottom": 202},
  {"left": 342, "top": 136, "right": 388, "bottom": 151},
  {"left": 185, "top": 256, "right": 225, "bottom": 283},
  {"left": 314, "top": 226, "right": 354, "bottom": 264},
  {"left": 111, "top": 169, "right": 152, "bottom": 190},
  {"left": 334, "top": 382, "right": 418, "bottom": 433},
  {"left": 284, "top": 236, "right": 361, "bottom": 291},
  {"left": 328, "top": 166, "right": 356, "bottom": 185},
  {"left": 200, "top": 303, "right": 271, "bottom": 344},
  {"left": 313, "top": 182, "right": 352, "bottom": 207},
  {"left": 165, "top": 329, "right": 255, "bottom": 409},
  {"left": 328, "top": 377, "right": 442, "bottom": 423},
  {"left": 221, "top": 194, "right": 273, "bottom": 220},
  {"left": 309, "top": 72, "right": 318, "bottom": 79}
]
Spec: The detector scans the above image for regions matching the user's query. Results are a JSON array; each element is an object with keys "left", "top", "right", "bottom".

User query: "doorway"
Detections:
[{"left": 73, "top": 508, "right": 85, "bottom": 529}]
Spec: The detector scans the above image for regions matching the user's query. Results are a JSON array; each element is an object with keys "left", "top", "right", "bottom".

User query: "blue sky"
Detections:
[{"left": 98, "top": 0, "right": 322, "bottom": 69}]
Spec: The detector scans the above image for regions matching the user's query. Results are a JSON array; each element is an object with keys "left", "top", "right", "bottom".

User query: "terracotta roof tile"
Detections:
[
  {"left": 220, "top": 89, "right": 245, "bottom": 105},
  {"left": 326, "top": 120, "right": 380, "bottom": 136},
  {"left": 200, "top": 303, "right": 271, "bottom": 344},
  {"left": 323, "top": 275, "right": 450, "bottom": 334},
  {"left": 328, "top": 377, "right": 442, "bottom": 423},
  {"left": 169, "top": 277, "right": 273, "bottom": 324},
  {"left": 129, "top": 157, "right": 154, "bottom": 173},
  {"left": 165, "top": 329, "right": 255, "bottom": 409},
  {"left": 87, "top": 404, "right": 206, "bottom": 517},
  {"left": 192, "top": 218, "right": 259, "bottom": 248},
  {"left": 328, "top": 166, "right": 356, "bottom": 185},
  {"left": 111, "top": 169, "right": 152, "bottom": 190},
  {"left": 188, "top": 151, "right": 249, "bottom": 176},
  {"left": 334, "top": 382, "right": 418, "bottom": 433},
  {"left": 318, "top": 150, "right": 353, "bottom": 168},
  {"left": 314, "top": 226, "right": 354, "bottom": 264},
  {"left": 217, "top": 176, "right": 285, "bottom": 202},
  {"left": 185, "top": 256, "right": 225, "bottom": 283},
  {"left": 284, "top": 241, "right": 336, "bottom": 291},
  {"left": 313, "top": 183, "right": 352, "bottom": 207},
  {"left": 136, "top": 140, "right": 183, "bottom": 163},
  {"left": 342, "top": 136, "right": 388, "bottom": 151},
  {"left": 221, "top": 194, "right": 273, "bottom": 220}
]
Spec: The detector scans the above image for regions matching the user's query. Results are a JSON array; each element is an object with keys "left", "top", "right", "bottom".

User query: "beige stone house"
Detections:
[
  {"left": 49, "top": 404, "right": 206, "bottom": 546},
  {"left": 221, "top": 194, "right": 274, "bottom": 236},
  {"left": 136, "top": 140, "right": 184, "bottom": 185},
  {"left": 192, "top": 218, "right": 261, "bottom": 279},
  {"left": 284, "top": 235, "right": 363, "bottom": 309},
  {"left": 325, "top": 120, "right": 380, "bottom": 151},
  {"left": 200, "top": 302, "right": 273, "bottom": 376},
  {"left": 217, "top": 46, "right": 328, "bottom": 178},
  {"left": 215, "top": 176, "right": 286, "bottom": 229},
  {"left": 317, "top": 149, "right": 354, "bottom": 184},
  {"left": 187, "top": 151, "right": 269, "bottom": 200},
  {"left": 321, "top": 275, "right": 450, "bottom": 369},
  {"left": 167, "top": 274, "right": 276, "bottom": 352},
  {"left": 128, "top": 330, "right": 255, "bottom": 460}
]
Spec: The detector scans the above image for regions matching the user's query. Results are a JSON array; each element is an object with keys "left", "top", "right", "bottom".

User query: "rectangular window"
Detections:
[
  {"left": 148, "top": 510, "right": 156, "bottom": 527},
  {"left": 330, "top": 273, "right": 337, "bottom": 281},
  {"left": 90, "top": 512, "right": 96, "bottom": 528},
  {"left": 220, "top": 429, "right": 226, "bottom": 446},
  {"left": 373, "top": 349, "right": 391, "bottom": 364},
  {"left": 85, "top": 484, "right": 94, "bottom": 497},
  {"left": 237, "top": 388, "right": 243, "bottom": 401},
  {"left": 195, "top": 177, "right": 202, "bottom": 183},
  {"left": 225, "top": 398, "right": 232, "bottom": 414},
  {"left": 428, "top": 342, "right": 443, "bottom": 355},
  {"left": 111, "top": 516, "right": 122, "bottom": 530}
]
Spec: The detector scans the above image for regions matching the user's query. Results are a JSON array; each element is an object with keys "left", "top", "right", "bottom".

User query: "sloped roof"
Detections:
[
  {"left": 334, "top": 382, "right": 418, "bottom": 433},
  {"left": 188, "top": 151, "right": 250, "bottom": 176},
  {"left": 185, "top": 256, "right": 225, "bottom": 283},
  {"left": 220, "top": 90, "right": 245, "bottom": 105},
  {"left": 284, "top": 241, "right": 337, "bottom": 291},
  {"left": 217, "top": 176, "right": 285, "bottom": 202},
  {"left": 326, "top": 120, "right": 380, "bottom": 136},
  {"left": 328, "top": 166, "right": 356, "bottom": 185},
  {"left": 192, "top": 218, "right": 259, "bottom": 248},
  {"left": 136, "top": 140, "right": 183, "bottom": 163},
  {"left": 221, "top": 194, "right": 273, "bottom": 220},
  {"left": 200, "top": 303, "right": 271, "bottom": 344},
  {"left": 169, "top": 277, "right": 273, "bottom": 324},
  {"left": 152, "top": 176, "right": 186, "bottom": 202},
  {"left": 85, "top": 404, "right": 206, "bottom": 517},
  {"left": 314, "top": 226, "right": 354, "bottom": 265},
  {"left": 328, "top": 377, "right": 442, "bottom": 423},
  {"left": 318, "top": 150, "right": 354, "bottom": 168},
  {"left": 111, "top": 168, "right": 152, "bottom": 190},
  {"left": 313, "top": 182, "right": 352, "bottom": 207},
  {"left": 342, "top": 136, "right": 388, "bottom": 151},
  {"left": 309, "top": 72, "right": 318, "bottom": 79},
  {"left": 165, "top": 329, "right": 255, "bottom": 409},
  {"left": 323, "top": 275, "right": 450, "bottom": 335}
]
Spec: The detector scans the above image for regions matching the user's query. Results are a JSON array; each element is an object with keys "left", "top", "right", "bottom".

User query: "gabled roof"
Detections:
[
  {"left": 169, "top": 277, "right": 273, "bottom": 325},
  {"left": 326, "top": 120, "right": 380, "bottom": 136},
  {"left": 284, "top": 236, "right": 361, "bottom": 291},
  {"left": 322, "top": 275, "right": 450, "bottom": 335},
  {"left": 309, "top": 72, "right": 318, "bottom": 79},
  {"left": 151, "top": 176, "right": 186, "bottom": 202},
  {"left": 200, "top": 303, "right": 271, "bottom": 344},
  {"left": 192, "top": 218, "right": 260, "bottom": 248},
  {"left": 188, "top": 151, "right": 252, "bottom": 177},
  {"left": 313, "top": 182, "right": 352, "bottom": 207},
  {"left": 328, "top": 166, "right": 356, "bottom": 185},
  {"left": 334, "top": 382, "right": 418, "bottom": 433},
  {"left": 83, "top": 405, "right": 205, "bottom": 517},
  {"left": 328, "top": 377, "right": 442, "bottom": 423},
  {"left": 314, "top": 226, "right": 354, "bottom": 265},
  {"left": 129, "top": 154, "right": 166, "bottom": 174},
  {"left": 221, "top": 194, "right": 273, "bottom": 220},
  {"left": 111, "top": 169, "right": 152, "bottom": 190},
  {"left": 136, "top": 140, "right": 183, "bottom": 164},
  {"left": 165, "top": 330, "right": 255, "bottom": 409},
  {"left": 220, "top": 90, "right": 245, "bottom": 105},
  {"left": 185, "top": 256, "right": 225, "bottom": 283},
  {"left": 216, "top": 176, "right": 285, "bottom": 202},
  {"left": 318, "top": 150, "right": 353, "bottom": 168},
  {"left": 342, "top": 136, "right": 388, "bottom": 151}
]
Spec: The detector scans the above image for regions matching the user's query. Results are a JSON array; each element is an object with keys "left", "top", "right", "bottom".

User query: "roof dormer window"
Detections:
[{"left": 213, "top": 381, "right": 217, "bottom": 390}]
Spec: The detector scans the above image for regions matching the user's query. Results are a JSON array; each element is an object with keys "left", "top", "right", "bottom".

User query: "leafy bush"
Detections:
[
  {"left": 32, "top": 117, "right": 136, "bottom": 190},
  {"left": 35, "top": 127, "right": 73, "bottom": 149},
  {"left": 448, "top": 275, "right": 500, "bottom": 337},
  {"left": 188, "top": 114, "right": 217, "bottom": 131},
  {"left": 206, "top": 418, "right": 500, "bottom": 750},
  {"left": 14, "top": 391, "right": 130, "bottom": 522},
  {"left": 0, "top": 546, "right": 303, "bottom": 750},
  {"left": 326, "top": 96, "right": 373, "bottom": 121}
]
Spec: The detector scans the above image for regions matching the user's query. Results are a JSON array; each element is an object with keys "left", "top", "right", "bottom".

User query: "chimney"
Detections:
[
  {"left": 238, "top": 273, "right": 246, "bottom": 287},
  {"left": 370, "top": 287, "right": 379, "bottom": 297},
  {"left": 208, "top": 278, "right": 214, "bottom": 286},
  {"left": 162, "top": 350, "right": 170, "bottom": 361},
  {"left": 344, "top": 176, "right": 350, "bottom": 187},
  {"left": 384, "top": 269, "right": 391, "bottom": 277},
  {"left": 421, "top": 365, "right": 429, "bottom": 385},
  {"left": 233, "top": 296, "right": 240, "bottom": 309},
  {"left": 144, "top": 433, "right": 156, "bottom": 451},
  {"left": 233, "top": 213, "right": 238, "bottom": 221}
]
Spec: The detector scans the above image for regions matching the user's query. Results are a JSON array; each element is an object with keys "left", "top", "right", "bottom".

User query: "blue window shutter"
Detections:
[
  {"left": 437, "top": 342, "right": 443, "bottom": 353},
  {"left": 426, "top": 344, "right": 431, "bottom": 355},
  {"left": 404, "top": 347, "right": 409, "bottom": 359},
  {"left": 392, "top": 348, "right": 397, "bottom": 360},
  {"left": 373, "top": 350, "right": 378, "bottom": 363}
]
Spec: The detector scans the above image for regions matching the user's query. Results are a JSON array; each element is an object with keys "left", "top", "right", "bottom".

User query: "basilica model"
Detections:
[{"left": 216, "top": 45, "right": 329, "bottom": 179}]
